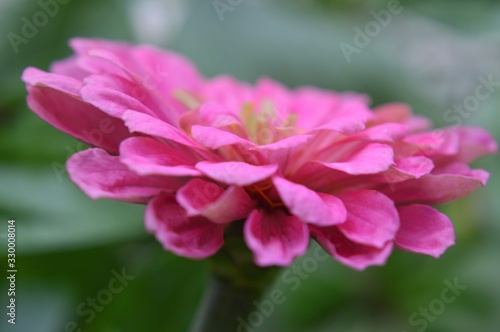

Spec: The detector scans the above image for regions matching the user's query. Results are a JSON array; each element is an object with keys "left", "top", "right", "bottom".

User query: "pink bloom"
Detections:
[{"left": 22, "top": 38, "right": 497, "bottom": 270}]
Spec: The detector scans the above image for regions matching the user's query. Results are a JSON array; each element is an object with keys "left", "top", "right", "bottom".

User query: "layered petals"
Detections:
[
  {"left": 22, "top": 68, "right": 130, "bottom": 152},
  {"left": 71, "top": 38, "right": 203, "bottom": 124},
  {"left": 22, "top": 38, "right": 497, "bottom": 268}
]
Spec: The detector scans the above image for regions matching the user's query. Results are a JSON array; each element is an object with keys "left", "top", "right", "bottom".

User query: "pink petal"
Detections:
[
  {"left": 176, "top": 178, "right": 254, "bottom": 224},
  {"left": 454, "top": 127, "right": 498, "bottom": 163},
  {"left": 254, "top": 77, "right": 290, "bottom": 110},
  {"left": 67, "top": 148, "right": 183, "bottom": 203},
  {"left": 272, "top": 176, "right": 346, "bottom": 226},
  {"left": 396, "top": 205, "right": 455, "bottom": 258},
  {"left": 433, "top": 162, "right": 490, "bottom": 182},
  {"left": 336, "top": 190, "right": 400, "bottom": 248},
  {"left": 71, "top": 38, "right": 203, "bottom": 124},
  {"left": 372, "top": 103, "right": 431, "bottom": 131},
  {"left": 81, "top": 73, "right": 157, "bottom": 118},
  {"left": 50, "top": 56, "right": 89, "bottom": 80},
  {"left": 146, "top": 194, "right": 224, "bottom": 259},
  {"left": 383, "top": 162, "right": 490, "bottom": 205},
  {"left": 406, "top": 115, "right": 432, "bottom": 132},
  {"left": 119, "top": 137, "right": 202, "bottom": 177},
  {"left": 123, "top": 110, "right": 211, "bottom": 157},
  {"left": 250, "top": 134, "right": 315, "bottom": 167},
  {"left": 22, "top": 68, "right": 130, "bottom": 152},
  {"left": 195, "top": 161, "right": 278, "bottom": 186},
  {"left": 179, "top": 102, "right": 242, "bottom": 133},
  {"left": 403, "top": 130, "right": 460, "bottom": 157},
  {"left": 191, "top": 125, "right": 257, "bottom": 150},
  {"left": 347, "top": 123, "right": 410, "bottom": 143},
  {"left": 377, "top": 156, "right": 434, "bottom": 183},
  {"left": 293, "top": 89, "right": 372, "bottom": 134},
  {"left": 203, "top": 76, "right": 253, "bottom": 114},
  {"left": 244, "top": 210, "right": 309, "bottom": 266},
  {"left": 372, "top": 103, "right": 411, "bottom": 123},
  {"left": 316, "top": 143, "right": 394, "bottom": 175},
  {"left": 70, "top": 38, "right": 202, "bottom": 90},
  {"left": 311, "top": 226, "right": 393, "bottom": 270},
  {"left": 22, "top": 67, "right": 81, "bottom": 97},
  {"left": 70, "top": 38, "right": 132, "bottom": 56}
]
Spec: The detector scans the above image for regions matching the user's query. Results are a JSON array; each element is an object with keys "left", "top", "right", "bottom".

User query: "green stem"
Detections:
[
  {"left": 189, "top": 222, "right": 280, "bottom": 332},
  {"left": 189, "top": 275, "right": 262, "bottom": 332}
]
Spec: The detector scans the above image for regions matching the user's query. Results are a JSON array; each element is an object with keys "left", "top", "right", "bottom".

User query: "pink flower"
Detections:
[{"left": 22, "top": 38, "right": 497, "bottom": 270}]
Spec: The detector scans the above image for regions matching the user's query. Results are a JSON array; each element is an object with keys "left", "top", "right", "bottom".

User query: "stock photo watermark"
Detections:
[
  {"left": 7, "top": 0, "right": 72, "bottom": 54},
  {"left": 402, "top": 278, "right": 467, "bottom": 332},
  {"left": 443, "top": 74, "right": 500, "bottom": 126},
  {"left": 213, "top": 0, "right": 246, "bottom": 21},
  {"left": 5, "top": 219, "right": 17, "bottom": 325},
  {"left": 339, "top": 0, "right": 405, "bottom": 63},
  {"left": 65, "top": 268, "right": 135, "bottom": 332},
  {"left": 237, "top": 245, "right": 330, "bottom": 331}
]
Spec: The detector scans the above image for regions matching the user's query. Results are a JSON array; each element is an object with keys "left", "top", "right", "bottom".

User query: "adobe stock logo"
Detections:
[
  {"left": 212, "top": 0, "right": 245, "bottom": 21},
  {"left": 236, "top": 246, "right": 331, "bottom": 331},
  {"left": 339, "top": 0, "right": 404, "bottom": 63},
  {"left": 402, "top": 278, "right": 468, "bottom": 332},
  {"left": 65, "top": 268, "right": 135, "bottom": 332},
  {"left": 7, "top": 0, "right": 71, "bottom": 54}
]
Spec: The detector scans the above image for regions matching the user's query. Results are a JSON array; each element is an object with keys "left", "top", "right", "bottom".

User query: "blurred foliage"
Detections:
[{"left": 0, "top": 0, "right": 499, "bottom": 331}]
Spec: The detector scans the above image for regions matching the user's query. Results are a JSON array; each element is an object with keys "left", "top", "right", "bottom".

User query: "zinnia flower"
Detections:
[{"left": 22, "top": 38, "right": 497, "bottom": 270}]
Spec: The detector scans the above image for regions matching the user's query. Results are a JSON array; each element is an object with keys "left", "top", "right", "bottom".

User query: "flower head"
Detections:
[{"left": 22, "top": 38, "right": 497, "bottom": 270}]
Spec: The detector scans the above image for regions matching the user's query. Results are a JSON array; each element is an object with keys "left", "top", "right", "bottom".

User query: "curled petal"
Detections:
[
  {"left": 244, "top": 210, "right": 309, "bottom": 266},
  {"left": 377, "top": 156, "right": 434, "bottom": 183},
  {"left": 176, "top": 178, "right": 254, "bottom": 224}
]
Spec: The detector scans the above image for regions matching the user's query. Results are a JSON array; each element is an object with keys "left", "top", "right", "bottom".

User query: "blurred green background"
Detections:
[{"left": 1, "top": 0, "right": 499, "bottom": 331}]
